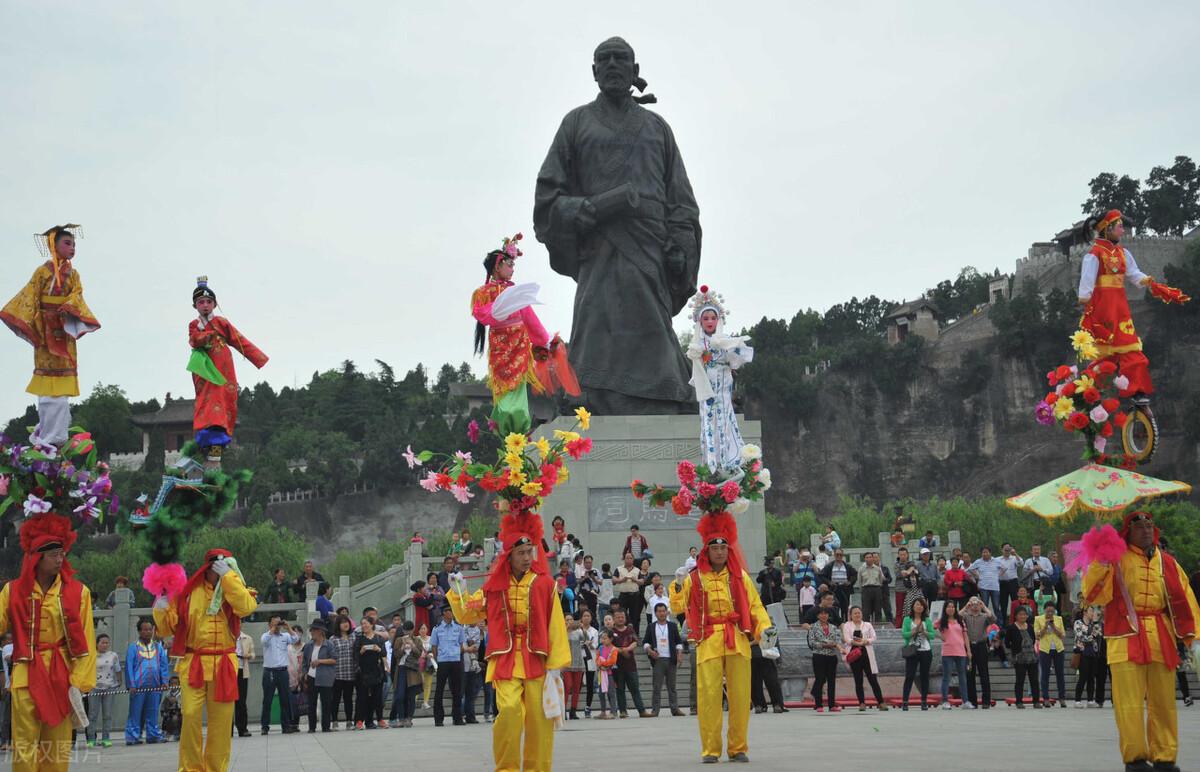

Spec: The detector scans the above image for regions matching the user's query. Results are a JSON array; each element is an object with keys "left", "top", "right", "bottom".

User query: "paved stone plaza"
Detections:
[{"left": 48, "top": 706, "right": 1200, "bottom": 771}]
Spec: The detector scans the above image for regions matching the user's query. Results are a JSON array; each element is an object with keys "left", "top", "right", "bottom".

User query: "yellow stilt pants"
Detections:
[
  {"left": 493, "top": 676, "right": 552, "bottom": 772},
  {"left": 179, "top": 680, "right": 235, "bottom": 772},
  {"left": 11, "top": 688, "right": 72, "bottom": 772},
  {"left": 1110, "top": 660, "right": 1178, "bottom": 764},
  {"left": 695, "top": 653, "right": 750, "bottom": 760}
]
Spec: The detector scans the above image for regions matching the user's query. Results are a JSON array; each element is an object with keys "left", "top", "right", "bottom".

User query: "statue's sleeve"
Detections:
[
  {"left": 533, "top": 114, "right": 587, "bottom": 279},
  {"left": 662, "top": 121, "right": 702, "bottom": 315}
]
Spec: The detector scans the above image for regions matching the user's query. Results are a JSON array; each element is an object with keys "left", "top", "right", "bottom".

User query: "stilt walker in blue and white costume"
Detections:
[{"left": 685, "top": 285, "right": 754, "bottom": 478}]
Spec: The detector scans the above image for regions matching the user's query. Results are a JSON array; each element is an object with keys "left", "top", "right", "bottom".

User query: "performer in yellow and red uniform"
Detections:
[
  {"left": 447, "top": 508, "right": 569, "bottom": 772},
  {"left": 1, "top": 224, "right": 100, "bottom": 448},
  {"left": 670, "top": 512, "right": 772, "bottom": 764},
  {"left": 189, "top": 277, "right": 269, "bottom": 462},
  {"left": 0, "top": 513, "right": 96, "bottom": 772},
  {"left": 153, "top": 549, "right": 257, "bottom": 772},
  {"left": 1078, "top": 209, "right": 1190, "bottom": 401},
  {"left": 1083, "top": 511, "right": 1200, "bottom": 772}
]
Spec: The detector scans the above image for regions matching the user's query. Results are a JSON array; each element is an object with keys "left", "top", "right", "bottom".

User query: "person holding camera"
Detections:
[{"left": 260, "top": 613, "right": 299, "bottom": 734}]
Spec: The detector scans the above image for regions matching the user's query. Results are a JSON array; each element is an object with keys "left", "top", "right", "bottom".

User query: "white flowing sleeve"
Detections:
[
  {"left": 724, "top": 342, "right": 754, "bottom": 370},
  {"left": 1078, "top": 253, "right": 1099, "bottom": 301},
  {"left": 1123, "top": 249, "right": 1150, "bottom": 287}
]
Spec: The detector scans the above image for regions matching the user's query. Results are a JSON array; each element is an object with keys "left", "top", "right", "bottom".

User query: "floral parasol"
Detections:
[{"left": 1005, "top": 463, "right": 1191, "bottom": 520}]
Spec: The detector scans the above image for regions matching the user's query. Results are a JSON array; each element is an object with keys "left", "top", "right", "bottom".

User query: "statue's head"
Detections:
[{"left": 593, "top": 37, "right": 639, "bottom": 99}]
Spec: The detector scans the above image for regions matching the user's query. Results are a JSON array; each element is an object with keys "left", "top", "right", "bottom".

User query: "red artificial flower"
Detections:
[
  {"left": 1098, "top": 361, "right": 1117, "bottom": 375},
  {"left": 566, "top": 437, "right": 592, "bottom": 460},
  {"left": 479, "top": 472, "right": 506, "bottom": 493},
  {"left": 1114, "top": 412, "right": 1129, "bottom": 428},
  {"left": 1055, "top": 365, "right": 1072, "bottom": 381},
  {"left": 1067, "top": 412, "right": 1090, "bottom": 430},
  {"left": 1046, "top": 370, "right": 1058, "bottom": 386},
  {"left": 677, "top": 460, "right": 697, "bottom": 486},
  {"left": 454, "top": 471, "right": 475, "bottom": 487},
  {"left": 1083, "top": 388, "right": 1101, "bottom": 404},
  {"left": 721, "top": 480, "right": 740, "bottom": 503},
  {"left": 1100, "top": 421, "right": 1114, "bottom": 437},
  {"left": 1061, "top": 383, "right": 1077, "bottom": 398},
  {"left": 1101, "top": 398, "right": 1120, "bottom": 413},
  {"left": 631, "top": 481, "right": 645, "bottom": 499},
  {"left": 435, "top": 473, "right": 453, "bottom": 489},
  {"left": 1045, "top": 391, "right": 1059, "bottom": 406},
  {"left": 1120, "top": 458, "right": 1138, "bottom": 471},
  {"left": 1096, "top": 453, "right": 1109, "bottom": 464},
  {"left": 697, "top": 482, "right": 718, "bottom": 499},
  {"left": 671, "top": 494, "right": 693, "bottom": 516}
]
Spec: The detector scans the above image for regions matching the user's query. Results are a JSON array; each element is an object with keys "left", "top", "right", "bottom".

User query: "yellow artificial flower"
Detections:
[
  {"left": 533, "top": 437, "right": 551, "bottom": 461},
  {"left": 1073, "top": 374, "right": 1094, "bottom": 392},
  {"left": 574, "top": 406, "right": 591, "bottom": 431},
  {"left": 1052, "top": 397, "right": 1075, "bottom": 421},
  {"left": 505, "top": 452, "right": 524, "bottom": 471},
  {"left": 508, "top": 468, "right": 527, "bottom": 487},
  {"left": 505, "top": 433, "right": 527, "bottom": 453},
  {"left": 1079, "top": 343, "right": 1100, "bottom": 361},
  {"left": 1070, "top": 330, "right": 1095, "bottom": 351},
  {"left": 553, "top": 429, "right": 581, "bottom": 443},
  {"left": 557, "top": 466, "right": 570, "bottom": 485},
  {"left": 521, "top": 481, "right": 544, "bottom": 496}
]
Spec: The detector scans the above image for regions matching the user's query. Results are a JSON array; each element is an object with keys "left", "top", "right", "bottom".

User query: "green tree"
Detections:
[
  {"left": 73, "top": 384, "right": 143, "bottom": 455},
  {"left": 180, "top": 522, "right": 309, "bottom": 594},
  {"left": 1081, "top": 172, "right": 1146, "bottom": 227},
  {"left": 1143, "top": 156, "right": 1200, "bottom": 236}
]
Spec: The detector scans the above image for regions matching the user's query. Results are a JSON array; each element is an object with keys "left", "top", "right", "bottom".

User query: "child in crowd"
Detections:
[
  {"left": 595, "top": 630, "right": 618, "bottom": 720},
  {"left": 86, "top": 633, "right": 121, "bottom": 747},
  {"left": 798, "top": 576, "right": 816, "bottom": 618},
  {"left": 160, "top": 675, "right": 182, "bottom": 741}
]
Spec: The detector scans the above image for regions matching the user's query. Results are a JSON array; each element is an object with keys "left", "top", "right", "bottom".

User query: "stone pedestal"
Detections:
[{"left": 535, "top": 414, "right": 767, "bottom": 575}]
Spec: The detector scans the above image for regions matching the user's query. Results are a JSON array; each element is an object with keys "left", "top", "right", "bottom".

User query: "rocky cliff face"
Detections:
[{"left": 749, "top": 298, "right": 1199, "bottom": 517}]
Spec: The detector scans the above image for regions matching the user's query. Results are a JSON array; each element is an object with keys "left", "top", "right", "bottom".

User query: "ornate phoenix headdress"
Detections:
[{"left": 688, "top": 284, "right": 729, "bottom": 323}]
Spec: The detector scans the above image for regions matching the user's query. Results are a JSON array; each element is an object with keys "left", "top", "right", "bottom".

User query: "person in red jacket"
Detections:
[
  {"left": 188, "top": 277, "right": 268, "bottom": 463},
  {"left": 942, "top": 562, "right": 969, "bottom": 604}
]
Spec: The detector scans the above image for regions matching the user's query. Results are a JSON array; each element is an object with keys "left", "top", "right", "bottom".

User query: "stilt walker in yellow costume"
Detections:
[
  {"left": 153, "top": 549, "right": 257, "bottom": 772},
  {"left": 447, "top": 508, "right": 569, "bottom": 772},
  {"left": 1083, "top": 511, "right": 1200, "bottom": 772},
  {"left": 670, "top": 512, "right": 772, "bottom": 764},
  {"left": 0, "top": 514, "right": 96, "bottom": 772},
  {"left": 1, "top": 225, "right": 100, "bottom": 448}
]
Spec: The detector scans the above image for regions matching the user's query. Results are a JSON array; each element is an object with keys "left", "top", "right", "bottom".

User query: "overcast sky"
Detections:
[{"left": 2, "top": 2, "right": 1196, "bottom": 422}]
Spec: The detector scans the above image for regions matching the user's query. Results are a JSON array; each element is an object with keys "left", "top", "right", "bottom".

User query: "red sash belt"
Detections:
[
  {"left": 28, "top": 642, "right": 71, "bottom": 727},
  {"left": 185, "top": 646, "right": 239, "bottom": 702},
  {"left": 510, "top": 624, "right": 528, "bottom": 638},
  {"left": 704, "top": 615, "right": 740, "bottom": 651},
  {"left": 1127, "top": 612, "right": 1181, "bottom": 669}
]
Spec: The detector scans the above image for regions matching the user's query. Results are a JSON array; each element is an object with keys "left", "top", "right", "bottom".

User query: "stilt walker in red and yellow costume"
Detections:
[
  {"left": 447, "top": 508, "right": 569, "bottom": 772},
  {"left": 1083, "top": 511, "right": 1200, "bottom": 772},
  {"left": 1078, "top": 210, "right": 1190, "bottom": 402},
  {"left": 188, "top": 277, "right": 268, "bottom": 465},
  {"left": 152, "top": 549, "right": 257, "bottom": 772},
  {"left": 1, "top": 225, "right": 100, "bottom": 449},
  {"left": 0, "top": 513, "right": 96, "bottom": 772},
  {"left": 670, "top": 512, "right": 772, "bottom": 764}
]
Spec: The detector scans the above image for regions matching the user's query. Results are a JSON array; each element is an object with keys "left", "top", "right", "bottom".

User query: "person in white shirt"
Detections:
[
  {"left": 1022, "top": 545, "right": 1052, "bottom": 590},
  {"left": 260, "top": 615, "right": 300, "bottom": 734},
  {"left": 641, "top": 604, "right": 684, "bottom": 716},
  {"left": 996, "top": 543, "right": 1023, "bottom": 622},
  {"left": 234, "top": 630, "right": 254, "bottom": 737}
]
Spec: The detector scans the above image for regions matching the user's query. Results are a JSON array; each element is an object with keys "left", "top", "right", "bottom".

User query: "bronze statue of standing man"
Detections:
[{"left": 534, "top": 37, "right": 701, "bottom": 415}]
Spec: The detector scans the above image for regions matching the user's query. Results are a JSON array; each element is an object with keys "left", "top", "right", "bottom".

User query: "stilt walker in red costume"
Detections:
[
  {"left": 1078, "top": 210, "right": 1190, "bottom": 403},
  {"left": 1082, "top": 511, "right": 1200, "bottom": 772},
  {"left": 188, "top": 277, "right": 268, "bottom": 466},
  {"left": 447, "top": 507, "right": 570, "bottom": 772},
  {"left": 0, "top": 513, "right": 96, "bottom": 772},
  {"left": 669, "top": 512, "right": 772, "bottom": 764},
  {"left": 152, "top": 549, "right": 257, "bottom": 772}
]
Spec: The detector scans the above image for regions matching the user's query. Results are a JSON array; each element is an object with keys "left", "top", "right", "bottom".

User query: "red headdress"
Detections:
[
  {"left": 14, "top": 514, "right": 77, "bottom": 600},
  {"left": 483, "top": 509, "right": 549, "bottom": 592},
  {"left": 1119, "top": 509, "right": 1158, "bottom": 545},
  {"left": 1095, "top": 209, "right": 1123, "bottom": 234},
  {"left": 685, "top": 510, "right": 755, "bottom": 647},
  {"left": 694, "top": 511, "right": 748, "bottom": 577}
]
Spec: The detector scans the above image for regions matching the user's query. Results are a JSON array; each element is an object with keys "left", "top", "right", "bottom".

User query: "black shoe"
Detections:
[
  {"left": 702, "top": 757, "right": 719, "bottom": 765},
  {"left": 307, "top": 728, "right": 316, "bottom": 734},
  {"left": 730, "top": 753, "right": 749, "bottom": 763},
  {"left": 434, "top": 723, "right": 444, "bottom": 727},
  {"left": 282, "top": 727, "right": 299, "bottom": 734},
  {"left": 773, "top": 705, "right": 787, "bottom": 713},
  {"left": 464, "top": 718, "right": 479, "bottom": 724},
  {"left": 260, "top": 728, "right": 269, "bottom": 735},
  {"left": 1124, "top": 763, "right": 1152, "bottom": 772},
  {"left": 1151, "top": 763, "right": 1179, "bottom": 772},
  {"left": 754, "top": 705, "right": 767, "bottom": 714},
  {"left": 238, "top": 730, "right": 251, "bottom": 738}
]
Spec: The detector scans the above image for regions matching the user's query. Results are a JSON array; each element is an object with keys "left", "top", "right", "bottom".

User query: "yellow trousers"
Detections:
[
  {"left": 1110, "top": 660, "right": 1178, "bottom": 764},
  {"left": 695, "top": 653, "right": 750, "bottom": 759},
  {"left": 422, "top": 671, "right": 433, "bottom": 704},
  {"left": 11, "top": 688, "right": 72, "bottom": 772},
  {"left": 493, "top": 676, "right": 553, "bottom": 772},
  {"left": 179, "top": 680, "right": 235, "bottom": 772}
]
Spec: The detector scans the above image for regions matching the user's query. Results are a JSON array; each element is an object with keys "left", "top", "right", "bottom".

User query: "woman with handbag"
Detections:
[
  {"left": 388, "top": 621, "right": 424, "bottom": 727},
  {"left": 1005, "top": 606, "right": 1041, "bottom": 708},
  {"left": 807, "top": 606, "right": 844, "bottom": 712},
  {"left": 937, "top": 600, "right": 973, "bottom": 709},
  {"left": 842, "top": 606, "right": 888, "bottom": 712},
  {"left": 901, "top": 598, "right": 935, "bottom": 710},
  {"left": 1072, "top": 606, "right": 1104, "bottom": 708}
]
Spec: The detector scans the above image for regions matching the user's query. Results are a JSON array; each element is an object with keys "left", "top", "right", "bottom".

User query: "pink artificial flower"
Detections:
[
  {"left": 677, "top": 460, "right": 697, "bottom": 486},
  {"left": 450, "top": 485, "right": 474, "bottom": 504},
  {"left": 1093, "top": 436, "right": 1107, "bottom": 454},
  {"left": 721, "top": 480, "right": 740, "bottom": 503},
  {"left": 487, "top": 419, "right": 498, "bottom": 432},
  {"left": 419, "top": 471, "right": 441, "bottom": 492},
  {"left": 1089, "top": 405, "right": 1109, "bottom": 424},
  {"left": 403, "top": 445, "right": 420, "bottom": 469},
  {"left": 455, "top": 450, "right": 473, "bottom": 464},
  {"left": 73, "top": 496, "right": 99, "bottom": 521},
  {"left": 1113, "top": 375, "right": 1130, "bottom": 391},
  {"left": 23, "top": 494, "right": 51, "bottom": 518},
  {"left": 0, "top": 474, "right": 8, "bottom": 496},
  {"left": 697, "top": 482, "right": 718, "bottom": 499},
  {"left": 467, "top": 420, "right": 481, "bottom": 444}
]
